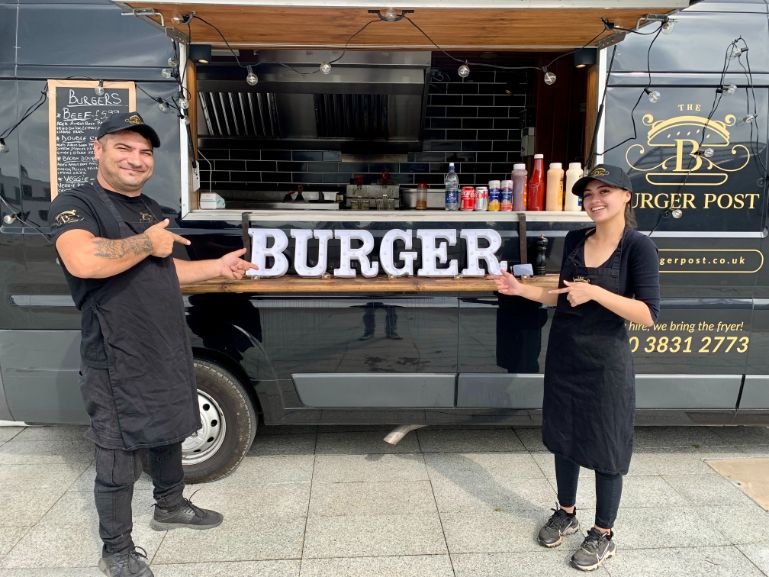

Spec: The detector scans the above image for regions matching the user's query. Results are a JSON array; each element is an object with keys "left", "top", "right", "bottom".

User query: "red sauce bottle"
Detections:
[{"left": 527, "top": 154, "right": 545, "bottom": 211}]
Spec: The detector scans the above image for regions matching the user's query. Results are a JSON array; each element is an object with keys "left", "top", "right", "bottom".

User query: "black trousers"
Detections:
[
  {"left": 94, "top": 442, "right": 185, "bottom": 553},
  {"left": 554, "top": 454, "right": 623, "bottom": 530}
]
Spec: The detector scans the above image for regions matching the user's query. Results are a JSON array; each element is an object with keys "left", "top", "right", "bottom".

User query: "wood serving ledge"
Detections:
[{"left": 182, "top": 274, "right": 559, "bottom": 294}]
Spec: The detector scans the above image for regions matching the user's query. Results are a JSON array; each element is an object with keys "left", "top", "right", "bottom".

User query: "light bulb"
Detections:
[
  {"left": 645, "top": 88, "right": 661, "bottom": 103},
  {"left": 246, "top": 66, "right": 258, "bottom": 86},
  {"left": 157, "top": 100, "right": 169, "bottom": 113},
  {"left": 543, "top": 71, "right": 556, "bottom": 86},
  {"left": 178, "top": 95, "right": 189, "bottom": 109},
  {"left": 722, "top": 84, "right": 737, "bottom": 95},
  {"left": 731, "top": 47, "right": 747, "bottom": 58},
  {"left": 661, "top": 19, "right": 675, "bottom": 34},
  {"left": 319, "top": 62, "right": 332, "bottom": 75},
  {"left": 742, "top": 114, "right": 756, "bottom": 124},
  {"left": 457, "top": 63, "right": 470, "bottom": 78},
  {"left": 702, "top": 147, "right": 714, "bottom": 158},
  {"left": 0, "top": 139, "right": 7, "bottom": 153},
  {"left": 94, "top": 81, "right": 105, "bottom": 97},
  {"left": 671, "top": 208, "right": 683, "bottom": 219},
  {"left": 161, "top": 68, "right": 174, "bottom": 79},
  {"left": 168, "top": 56, "right": 179, "bottom": 67}
]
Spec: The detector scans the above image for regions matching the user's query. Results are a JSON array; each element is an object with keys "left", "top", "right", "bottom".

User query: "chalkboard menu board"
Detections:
[{"left": 48, "top": 80, "right": 136, "bottom": 198}]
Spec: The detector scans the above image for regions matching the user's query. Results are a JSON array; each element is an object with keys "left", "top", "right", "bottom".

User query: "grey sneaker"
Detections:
[
  {"left": 537, "top": 506, "right": 580, "bottom": 547},
  {"left": 570, "top": 528, "right": 616, "bottom": 571},
  {"left": 150, "top": 497, "right": 223, "bottom": 531},
  {"left": 98, "top": 546, "right": 153, "bottom": 577}
]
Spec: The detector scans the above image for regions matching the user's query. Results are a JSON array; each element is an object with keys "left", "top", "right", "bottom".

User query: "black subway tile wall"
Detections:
[{"left": 199, "top": 62, "right": 532, "bottom": 196}]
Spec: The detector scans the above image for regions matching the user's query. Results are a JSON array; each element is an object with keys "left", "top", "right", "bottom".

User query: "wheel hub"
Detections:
[{"left": 182, "top": 390, "right": 227, "bottom": 466}]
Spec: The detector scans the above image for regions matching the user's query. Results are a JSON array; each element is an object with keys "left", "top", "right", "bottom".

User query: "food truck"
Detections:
[{"left": 0, "top": 0, "right": 767, "bottom": 481}]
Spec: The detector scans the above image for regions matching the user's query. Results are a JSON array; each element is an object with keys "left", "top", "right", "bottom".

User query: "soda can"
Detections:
[
  {"left": 488, "top": 180, "right": 501, "bottom": 211},
  {"left": 474, "top": 186, "right": 489, "bottom": 211},
  {"left": 500, "top": 179, "right": 513, "bottom": 211},
  {"left": 460, "top": 186, "right": 476, "bottom": 211}
]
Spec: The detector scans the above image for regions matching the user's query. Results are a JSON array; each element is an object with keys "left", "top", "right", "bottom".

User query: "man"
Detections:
[{"left": 49, "top": 112, "right": 257, "bottom": 577}]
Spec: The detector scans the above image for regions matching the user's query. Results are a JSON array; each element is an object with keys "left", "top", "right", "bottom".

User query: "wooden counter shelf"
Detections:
[{"left": 182, "top": 274, "right": 559, "bottom": 294}]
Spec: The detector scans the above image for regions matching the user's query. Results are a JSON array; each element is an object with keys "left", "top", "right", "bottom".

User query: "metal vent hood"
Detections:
[{"left": 195, "top": 50, "right": 429, "bottom": 150}]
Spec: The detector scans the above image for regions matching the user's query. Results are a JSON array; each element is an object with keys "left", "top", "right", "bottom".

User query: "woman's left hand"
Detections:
[{"left": 549, "top": 280, "right": 599, "bottom": 307}]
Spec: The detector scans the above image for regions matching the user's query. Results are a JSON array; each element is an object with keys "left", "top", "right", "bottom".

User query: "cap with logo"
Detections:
[
  {"left": 571, "top": 164, "right": 632, "bottom": 196},
  {"left": 96, "top": 112, "right": 161, "bottom": 148}
]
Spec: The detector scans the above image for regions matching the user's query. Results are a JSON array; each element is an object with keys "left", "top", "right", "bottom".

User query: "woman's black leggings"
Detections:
[{"left": 554, "top": 454, "right": 623, "bottom": 530}]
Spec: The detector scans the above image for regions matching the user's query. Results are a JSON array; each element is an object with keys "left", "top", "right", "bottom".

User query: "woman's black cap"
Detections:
[
  {"left": 572, "top": 164, "right": 632, "bottom": 196},
  {"left": 96, "top": 112, "right": 161, "bottom": 148}
]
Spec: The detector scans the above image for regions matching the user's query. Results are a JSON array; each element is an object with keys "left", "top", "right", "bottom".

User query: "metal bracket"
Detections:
[
  {"left": 121, "top": 8, "right": 188, "bottom": 44},
  {"left": 241, "top": 212, "right": 252, "bottom": 263}
]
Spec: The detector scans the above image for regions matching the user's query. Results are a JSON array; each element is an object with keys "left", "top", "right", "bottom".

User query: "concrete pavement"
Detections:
[{"left": 1, "top": 424, "right": 768, "bottom": 576}]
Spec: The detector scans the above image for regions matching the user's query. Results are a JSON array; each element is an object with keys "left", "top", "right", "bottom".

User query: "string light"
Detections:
[
  {"left": 0, "top": 138, "right": 7, "bottom": 153},
  {"left": 177, "top": 95, "right": 189, "bottom": 110},
  {"left": 457, "top": 62, "right": 470, "bottom": 78},
  {"left": 161, "top": 68, "right": 174, "bottom": 79},
  {"left": 319, "top": 62, "right": 332, "bottom": 75},
  {"left": 661, "top": 19, "right": 675, "bottom": 34},
  {"left": 157, "top": 99, "right": 169, "bottom": 112},
  {"left": 717, "top": 83, "right": 738, "bottom": 94},
  {"left": 94, "top": 80, "right": 105, "bottom": 97},
  {"left": 644, "top": 88, "right": 661, "bottom": 103},
  {"left": 742, "top": 113, "right": 756, "bottom": 124},
  {"left": 246, "top": 66, "right": 258, "bottom": 85},
  {"left": 543, "top": 71, "right": 557, "bottom": 85}
]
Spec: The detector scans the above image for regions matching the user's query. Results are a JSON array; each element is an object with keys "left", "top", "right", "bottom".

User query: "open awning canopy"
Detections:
[{"left": 115, "top": 0, "right": 691, "bottom": 50}]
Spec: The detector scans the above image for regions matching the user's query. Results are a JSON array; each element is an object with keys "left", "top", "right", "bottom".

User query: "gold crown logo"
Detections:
[
  {"left": 626, "top": 113, "right": 750, "bottom": 186},
  {"left": 126, "top": 114, "right": 143, "bottom": 126},
  {"left": 590, "top": 167, "right": 609, "bottom": 177}
]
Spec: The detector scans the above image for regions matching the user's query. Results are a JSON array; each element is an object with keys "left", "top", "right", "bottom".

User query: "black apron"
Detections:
[
  {"left": 81, "top": 184, "right": 200, "bottom": 450},
  {"left": 542, "top": 228, "right": 634, "bottom": 475}
]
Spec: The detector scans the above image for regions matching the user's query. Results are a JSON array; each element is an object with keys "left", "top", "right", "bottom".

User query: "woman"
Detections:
[{"left": 492, "top": 164, "right": 660, "bottom": 571}]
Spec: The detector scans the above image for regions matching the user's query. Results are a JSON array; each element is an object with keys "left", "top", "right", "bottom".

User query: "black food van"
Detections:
[{"left": 0, "top": 0, "right": 767, "bottom": 481}]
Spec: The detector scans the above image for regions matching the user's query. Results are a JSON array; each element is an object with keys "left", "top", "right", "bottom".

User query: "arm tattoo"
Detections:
[{"left": 93, "top": 234, "right": 152, "bottom": 259}]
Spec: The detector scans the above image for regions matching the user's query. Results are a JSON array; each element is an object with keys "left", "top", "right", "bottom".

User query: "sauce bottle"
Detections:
[
  {"left": 545, "top": 162, "right": 564, "bottom": 211},
  {"left": 511, "top": 164, "right": 527, "bottom": 211},
  {"left": 564, "top": 162, "right": 583, "bottom": 211},
  {"left": 527, "top": 154, "right": 545, "bottom": 211}
]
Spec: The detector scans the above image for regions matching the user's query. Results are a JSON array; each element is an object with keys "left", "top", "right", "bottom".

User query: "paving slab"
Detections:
[
  {"left": 0, "top": 527, "right": 28, "bottom": 556},
  {"left": 514, "top": 428, "right": 548, "bottom": 452},
  {"left": 711, "top": 426, "right": 769, "bottom": 446},
  {"left": 1, "top": 521, "right": 164, "bottom": 569},
  {"left": 37, "top": 489, "right": 155, "bottom": 527},
  {"left": 313, "top": 453, "right": 428, "bottom": 483},
  {"left": 633, "top": 427, "right": 730, "bottom": 450},
  {"left": 611, "top": 507, "right": 726, "bottom": 549},
  {"left": 0, "top": 462, "right": 91, "bottom": 492},
  {"left": 0, "top": 440, "right": 92, "bottom": 465},
  {"left": 303, "top": 514, "right": 447, "bottom": 558},
  {"left": 249, "top": 433, "right": 317, "bottom": 456},
  {"left": 452, "top": 551, "right": 611, "bottom": 577},
  {"left": 0, "top": 490, "right": 67, "bottom": 527},
  {"left": 309, "top": 480, "right": 436, "bottom": 516},
  {"left": 431, "top": 476, "right": 555, "bottom": 514},
  {"left": 693, "top": 504, "right": 769, "bottom": 546},
  {"left": 425, "top": 452, "right": 545, "bottom": 481},
  {"left": 418, "top": 428, "right": 525, "bottom": 453},
  {"left": 153, "top": 559, "right": 301, "bottom": 576},
  {"left": 0, "top": 427, "right": 23, "bottom": 443},
  {"left": 153, "top": 517, "right": 306, "bottom": 564},
  {"left": 0, "top": 568, "right": 104, "bottom": 576},
  {"left": 565, "top": 475, "right": 687, "bottom": 509},
  {"left": 441, "top": 511, "right": 560, "bottom": 554},
  {"left": 707, "top": 457, "right": 769, "bottom": 510},
  {"left": 663, "top": 473, "right": 757, "bottom": 507},
  {"left": 186, "top": 482, "right": 311, "bottom": 521},
  {"left": 299, "top": 554, "right": 454, "bottom": 577},
  {"left": 606, "top": 545, "right": 767, "bottom": 577},
  {"left": 202, "top": 454, "right": 315, "bottom": 488},
  {"left": 316, "top": 431, "right": 420, "bottom": 454},
  {"left": 12, "top": 426, "right": 88, "bottom": 442},
  {"left": 737, "top": 542, "right": 769, "bottom": 575}
]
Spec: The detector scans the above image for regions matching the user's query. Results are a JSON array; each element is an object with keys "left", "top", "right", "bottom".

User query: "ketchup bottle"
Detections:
[{"left": 527, "top": 154, "right": 545, "bottom": 211}]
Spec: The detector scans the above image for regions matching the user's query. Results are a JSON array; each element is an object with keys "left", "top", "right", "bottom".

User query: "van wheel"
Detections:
[{"left": 181, "top": 360, "right": 257, "bottom": 484}]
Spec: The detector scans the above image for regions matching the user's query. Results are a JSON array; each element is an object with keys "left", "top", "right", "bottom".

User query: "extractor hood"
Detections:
[{"left": 195, "top": 50, "right": 429, "bottom": 150}]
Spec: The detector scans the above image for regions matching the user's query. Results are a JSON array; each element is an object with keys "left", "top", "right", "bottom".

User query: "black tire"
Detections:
[{"left": 181, "top": 360, "right": 258, "bottom": 484}]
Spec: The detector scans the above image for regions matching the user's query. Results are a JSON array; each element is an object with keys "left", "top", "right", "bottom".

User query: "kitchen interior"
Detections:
[{"left": 189, "top": 45, "right": 593, "bottom": 214}]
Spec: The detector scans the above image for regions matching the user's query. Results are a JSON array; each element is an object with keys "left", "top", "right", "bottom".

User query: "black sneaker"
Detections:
[
  {"left": 537, "top": 506, "right": 580, "bottom": 547},
  {"left": 98, "top": 546, "right": 153, "bottom": 577},
  {"left": 570, "top": 527, "right": 617, "bottom": 571},
  {"left": 150, "top": 497, "right": 223, "bottom": 531}
]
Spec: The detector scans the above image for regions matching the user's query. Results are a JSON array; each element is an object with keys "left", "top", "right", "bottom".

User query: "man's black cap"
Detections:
[
  {"left": 572, "top": 164, "right": 632, "bottom": 196},
  {"left": 96, "top": 112, "right": 161, "bottom": 148}
]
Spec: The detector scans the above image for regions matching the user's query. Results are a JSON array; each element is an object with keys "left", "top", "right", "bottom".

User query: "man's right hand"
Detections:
[{"left": 144, "top": 218, "right": 191, "bottom": 257}]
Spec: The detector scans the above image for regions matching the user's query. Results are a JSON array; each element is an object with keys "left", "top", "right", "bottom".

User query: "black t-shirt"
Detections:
[
  {"left": 49, "top": 183, "right": 163, "bottom": 308},
  {"left": 49, "top": 183, "right": 165, "bottom": 367}
]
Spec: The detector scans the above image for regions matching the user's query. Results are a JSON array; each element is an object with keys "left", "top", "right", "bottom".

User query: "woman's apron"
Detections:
[
  {"left": 81, "top": 184, "right": 200, "bottom": 450},
  {"left": 542, "top": 229, "right": 635, "bottom": 475}
]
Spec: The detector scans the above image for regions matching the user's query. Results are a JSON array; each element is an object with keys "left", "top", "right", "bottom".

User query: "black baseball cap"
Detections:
[
  {"left": 96, "top": 112, "right": 161, "bottom": 148},
  {"left": 572, "top": 164, "right": 632, "bottom": 196}
]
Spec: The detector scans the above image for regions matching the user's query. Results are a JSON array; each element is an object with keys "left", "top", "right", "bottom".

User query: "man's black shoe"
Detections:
[
  {"left": 98, "top": 546, "right": 153, "bottom": 577},
  {"left": 150, "top": 497, "right": 223, "bottom": 531}
]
